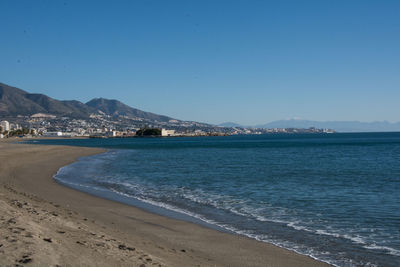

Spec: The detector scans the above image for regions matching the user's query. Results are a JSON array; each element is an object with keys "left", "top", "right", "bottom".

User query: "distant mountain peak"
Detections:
[{"left": 255, "top": 119, "right": 400, "bottom": 132}]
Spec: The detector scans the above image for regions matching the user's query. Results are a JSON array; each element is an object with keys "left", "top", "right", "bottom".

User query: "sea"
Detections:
[{"left": 27, "top": 133, "right": 400, "bottom": 267}]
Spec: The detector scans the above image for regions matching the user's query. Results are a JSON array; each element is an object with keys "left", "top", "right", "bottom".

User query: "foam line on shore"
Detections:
[{"left": 0, "top": 140, "right": 332, "bottom": 266}]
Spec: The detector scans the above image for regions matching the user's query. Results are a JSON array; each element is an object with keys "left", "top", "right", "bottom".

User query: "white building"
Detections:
[
  {"left": 161, "top": 129, "right": 175, "bottom": 137},
  {"left": 0, "top": 120, "right": 10, "bottom": 131},
  {"left": 43, "top": 131, "right": 63, "bottom": 137}
]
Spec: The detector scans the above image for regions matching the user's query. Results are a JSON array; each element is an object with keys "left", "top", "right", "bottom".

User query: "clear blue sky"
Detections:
[{"left": 1, "top": 0, "right": 399, "bottom": 125}]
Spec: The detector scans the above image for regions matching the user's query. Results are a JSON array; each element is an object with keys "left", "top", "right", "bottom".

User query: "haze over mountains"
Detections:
[
  {"left": 219, "top": 119, "right": 400, "bottom": 133},
  {"left": 0, "top": 82, "right": 174, "bottom": 122}
]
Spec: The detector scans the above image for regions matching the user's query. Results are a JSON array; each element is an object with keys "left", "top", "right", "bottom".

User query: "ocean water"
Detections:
[{"left": 29, "top": 133, "right": 400, "bottom": 266}]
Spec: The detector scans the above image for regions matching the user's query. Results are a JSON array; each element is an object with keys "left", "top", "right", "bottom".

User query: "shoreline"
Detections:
[{"left": 0, "top": 139, "right": 331, "bottom": 266}]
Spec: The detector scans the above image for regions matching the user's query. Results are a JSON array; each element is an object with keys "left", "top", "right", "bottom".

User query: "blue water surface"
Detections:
[{"left": 27, "top": 133, "right": 400, "bottom": 267}]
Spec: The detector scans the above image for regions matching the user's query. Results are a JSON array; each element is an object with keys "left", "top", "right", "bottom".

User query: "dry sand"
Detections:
[{"left": 0, "top": 139, "right": 332, "bottom": 266}]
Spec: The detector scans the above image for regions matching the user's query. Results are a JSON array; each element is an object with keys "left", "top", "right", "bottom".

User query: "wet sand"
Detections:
[{"left": 0, "top": 139, "right": 331, "bottom": 266}]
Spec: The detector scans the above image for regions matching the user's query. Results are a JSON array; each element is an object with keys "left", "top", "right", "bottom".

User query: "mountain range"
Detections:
[
  {"left": 2, "top": 82, "right": 398, "bottom": 132},
  {"left": 0, "top": 82, "right": 174, "bottom": 122},
  {"left": 219, "top": 119, "right": 400, "bottom": 132}
]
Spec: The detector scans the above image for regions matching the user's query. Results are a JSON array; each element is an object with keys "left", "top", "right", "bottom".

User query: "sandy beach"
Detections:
[{"left": 0, "top": 139, "right": 331, "bottom": 266}]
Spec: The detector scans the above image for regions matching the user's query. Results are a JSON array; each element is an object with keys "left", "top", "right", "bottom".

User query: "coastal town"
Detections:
[
  {"left": 0, "top": 113, "right": 335, "bottom": 139},
  {"left": 0, "top": 82, "right": 336, "bottom": 139}
]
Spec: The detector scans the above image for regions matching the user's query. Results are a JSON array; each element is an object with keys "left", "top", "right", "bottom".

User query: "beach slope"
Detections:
[{"left": 0, "top": 140, "right": 331, "bottom": 266}]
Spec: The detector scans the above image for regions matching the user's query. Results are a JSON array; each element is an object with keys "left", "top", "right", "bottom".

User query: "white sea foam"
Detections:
[
  {"left": 56, "top": 168, "right": 377, "bottom": 267},
  {"left": 363, "top": 244, "right": 400, "bottom": 256},
  {"left": 57, "top": 172, "right": 400, "bottom": 267},
  {"left": 96, "top": 177, "right": 400, "bottom": 264},
  {"left": 106, "top": 187, "right": 343, "bottom": 267},
  {"left": 53, "top": 149, "right": 400, "bottom": 267},
  {"left": 54, "top": 176, "right": 109, "bottom": 192},
  {"left": 179, "top": 188, "right": 293, "bottom": 225}
]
